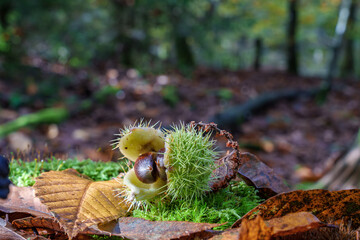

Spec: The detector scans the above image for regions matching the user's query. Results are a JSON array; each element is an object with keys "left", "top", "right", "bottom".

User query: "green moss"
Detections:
[
  {"left": 9, "top": 157, "right": 129, "bottom": 186},
  {"left": 132, "top": 181, "right": 262, "bottom": 230}
]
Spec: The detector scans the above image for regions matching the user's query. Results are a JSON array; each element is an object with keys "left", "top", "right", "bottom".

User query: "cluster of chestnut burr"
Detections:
[{"left": 114, "top": 122, "right": 218, "bottom": 204}]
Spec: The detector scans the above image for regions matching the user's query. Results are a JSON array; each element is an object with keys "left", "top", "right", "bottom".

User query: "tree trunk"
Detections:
[
  {"left": 341, "top": 1, "right": 357, "bottom": 77},
  {"left": 0, "top": 1, "right": 11, "bottom": 29},
  {"left": 168, "top": 3, "right": 195, "bottom": 73},
  {"left": 175, "top": 35, "right": 195, "bottom": 71},
  {"left": 286, "top": 0, "right": 298, "bottom": 75},
  {"left": 320, "top": 0, "right": 353, "bottom": 99},
  {"left": 253, "top": 38, "right": 263, "bottom": 71}
]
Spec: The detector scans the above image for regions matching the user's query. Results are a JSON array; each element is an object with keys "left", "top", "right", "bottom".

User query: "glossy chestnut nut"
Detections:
[
  {"left": 134, "top": 152, "right": 159, "bottom": 184},
  {"left": 155, "top": 148, "right": 167, "bottom": 182}
]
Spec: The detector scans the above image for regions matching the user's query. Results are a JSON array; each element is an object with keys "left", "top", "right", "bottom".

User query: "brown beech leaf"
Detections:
[
  {"left": 210, "top": 212, "right": 332, "bottom": 240},
  {"left": 238, "top": 152, "right": 290, "bottom": 198},
  {"left": 85, "top": 217, "right": 222, "bottom": 240},
  {"left": 232, "top": 189, "right": 360, "bottom": 229},
  {"left": 267, "top": 212, "right": 331, "bottom": 237},
  {"left": 33, "top": 169, "right": 129, "bottom": 239},
  {"left": 0, "top": 185, "right": 51, "bottom": 222}
]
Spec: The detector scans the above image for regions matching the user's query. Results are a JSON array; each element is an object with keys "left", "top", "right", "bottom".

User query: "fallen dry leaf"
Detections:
[
  {"left": 210, "top": 212, "right": 332, "bottom": 240},
  {"left": 239, "top": 215, "right": 272, "bottom": 240},
  {"left": 209, "top": 216, "right": 272, "bottom": 240},
  {"left": 233, "top": 189, "right": 360, "bottom": 229},
  {"left": 238, "top": 152, "right": 290, "bottom": 198},
  {"left": 267, "top": 212, "right": 331, "bottom": 237},
  {"left": 0, "top": 185, "right": 50, "bottom": 222},
  {"left": 12, "top": 216, "right": 63, "bottom": 235},
  {"left": 0, "top": 225, "right": 27, "bottom": 240},
  {"left": 33, "top": 169, "right": 129, "bottom": 239},
  {"left": 85, "top": 217, "right": 222, "bottom": 240}
]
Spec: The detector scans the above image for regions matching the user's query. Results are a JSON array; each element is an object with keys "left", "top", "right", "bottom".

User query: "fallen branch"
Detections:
[
  {"left": 211, "top": 87, "right": 319, "bottom": 130},
  {"left": 0, "top": 108, "right": 69, "bottom": 138}
]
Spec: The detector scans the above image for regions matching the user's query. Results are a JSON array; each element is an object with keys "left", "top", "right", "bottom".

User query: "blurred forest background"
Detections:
[{"left": 0, "top": 0, "right": 360, "bottom": 187}]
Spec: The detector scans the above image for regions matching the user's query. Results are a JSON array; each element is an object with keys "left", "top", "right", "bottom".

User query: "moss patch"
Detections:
[
  {"left": 133, "top": 181, "right": 262, "bottom": 230},
  {"left": 9, "top": 157, "right": 129, "bottom": 186}
]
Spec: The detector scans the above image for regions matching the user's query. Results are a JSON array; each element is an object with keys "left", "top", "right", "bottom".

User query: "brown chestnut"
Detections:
[
  {"left": 155, "top": 148, "right": 167, "bottom": 182},
  {"left": 134, "top": 152, "right": 159, "bottom": 184}
]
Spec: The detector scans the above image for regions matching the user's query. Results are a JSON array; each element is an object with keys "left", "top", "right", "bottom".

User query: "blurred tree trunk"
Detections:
[
  {"left": 253, "top": 38, "right": 263, "bottom": 71},
  {"left": 320, "top": 0, "right": 352, "bottom": 98},
  {"left": 168, "top": 3, "right": 195, "bottom": 73},
  {"left": 0, "top": 1, "right": 11, "bottom": 29},
  {"left": 286, "top": 0, "right": 298, "bottom": 75},
  {"left": 175, "top": 35, "right": 195, "bottom": 71},
  {"left": 111, "top": 1, "right": 135, "bottom": 67},
  {"left": 341, "top": 1, "right": 357, "bottom": 77},
  {"left": 0, "top": 0, "right": 22, "bottom": 78}
]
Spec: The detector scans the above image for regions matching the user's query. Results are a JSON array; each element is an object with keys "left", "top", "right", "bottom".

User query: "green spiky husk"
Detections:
[{"left": 164, "top": 124, "right": 218, "bottom": 202}]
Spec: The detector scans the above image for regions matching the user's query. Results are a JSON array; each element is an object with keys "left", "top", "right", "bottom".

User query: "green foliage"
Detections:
[
  {"left": 133, "top": 181, "right": 262, "bottom": 230},
  {"left": 91, "top": 235, "right": 123, "bottom": 240},
  {"left": 94, "top": 85, "right": 122, "bottom": 103},
  {"left": 1, "top": 0, "right": 351, "bottom": 75},
  {"left": 295, "top": 181, "right": 325, "bottom": 190},
  {"left": 217, "top": 88, "right": 233, "bottom": 101},
  {"left": 9, "top": 157, "right": 129, "bottom": 187},
  {"left": 161, "top": 85, "right": 180, "bottom": 107}
]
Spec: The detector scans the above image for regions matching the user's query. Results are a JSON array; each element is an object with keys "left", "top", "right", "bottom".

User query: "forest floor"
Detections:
[{"left": 1, "top": 66, "right": 359, "bottom": 187}]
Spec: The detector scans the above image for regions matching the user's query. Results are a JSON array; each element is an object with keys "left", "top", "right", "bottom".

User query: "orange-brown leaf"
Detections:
[
  {"left": 239, "top": 216, "right": 272, "bottom": 240},
  {"left": 267, "top": 212, "right": 330, "bottom": 237},
  {"left": 233, "top": 189, "right": 360, "bottom": 229},
  {"left": 209, "top": 216, "right": 272, "bottom": 240},
  {"left": 12, "top": 216, "right": 63, "bottom": 233},
  {"left": 33, "top": 169, "right": 129, "bottom": 239},
  {"left": 211, "top": 212, "right": 333, "bottom": 240}
]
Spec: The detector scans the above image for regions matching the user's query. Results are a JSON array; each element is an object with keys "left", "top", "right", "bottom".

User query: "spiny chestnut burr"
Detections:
[{"left": 117, "top": 121, "right": 218, "bottom": 204}]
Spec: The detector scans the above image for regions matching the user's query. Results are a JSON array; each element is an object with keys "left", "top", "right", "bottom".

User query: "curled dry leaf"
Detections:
[
  {"left": 238, "top": 152, "right": 290, "bottom": 198},
  {"left": 85, "top": 217, "right": 222, "bottom": 240},
  {"left": 33, "top": 169, "right": 129, "bottom": 239},
  {"left": 232, "top": 189, "right": 360, "bottom": 230}
]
